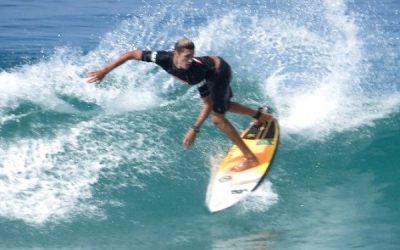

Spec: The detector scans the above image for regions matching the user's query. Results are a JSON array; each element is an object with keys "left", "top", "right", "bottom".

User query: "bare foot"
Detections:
[
  {"left": 251, "top": 113, "right": 273, "bottom": 126},
  {"left": 230, "top": 157, "right": 259, "bottom": 172}
]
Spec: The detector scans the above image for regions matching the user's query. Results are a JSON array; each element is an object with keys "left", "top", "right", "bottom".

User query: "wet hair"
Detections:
[{"left": 174, "top": 37, "right": 195, "bottom": 52}]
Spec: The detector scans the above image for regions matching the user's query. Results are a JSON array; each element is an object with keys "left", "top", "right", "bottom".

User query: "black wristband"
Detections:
[
  {"left": 192, "top": 126, "right": 200, "bottom": 133},
  {"left": 253, "top": 108, "right": 263, "bottom": 119}
]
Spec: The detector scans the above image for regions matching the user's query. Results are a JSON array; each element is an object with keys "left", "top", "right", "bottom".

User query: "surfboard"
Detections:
[{"left": 206, "top": 118, "right": 279, "bottom": 212}]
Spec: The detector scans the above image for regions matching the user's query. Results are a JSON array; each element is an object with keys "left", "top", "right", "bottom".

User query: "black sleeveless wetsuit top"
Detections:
[
  {"left": 141, "top": 51, "right": 216, "bottom": 98},
  {"left": 142, "top": 50, "right": 233, "bottom": 114}
]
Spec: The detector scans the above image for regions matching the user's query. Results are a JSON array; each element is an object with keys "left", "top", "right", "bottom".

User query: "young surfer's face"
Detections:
[{"left": 173, "top": 48, "right": 194, "bottom": 70}]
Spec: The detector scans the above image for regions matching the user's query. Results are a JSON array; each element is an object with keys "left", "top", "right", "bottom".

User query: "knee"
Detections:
[{"left": 211, "top": 114, "right": 227, "bottom": 127}]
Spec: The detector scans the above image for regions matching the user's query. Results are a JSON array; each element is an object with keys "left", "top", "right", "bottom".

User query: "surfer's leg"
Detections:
[
  {"left": 228, "top": 102, "right": 273, "bottom": 125},
  {"left": 207, "top": 59, "right": 260, "bottom": 171},
  {"left": 211, "top": 113, "right": 259, "bottom": 171}
]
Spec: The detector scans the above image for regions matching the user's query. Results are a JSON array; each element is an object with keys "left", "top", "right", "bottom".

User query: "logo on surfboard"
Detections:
[
  {"left": 257, "top": 139, "right": 272, "bottom": 145},
  {"left": 218, "top": 176, "right": 232, "bottom": 183},
  {"left": 231, "top": 189, "right": 248, "bottom": 194}
]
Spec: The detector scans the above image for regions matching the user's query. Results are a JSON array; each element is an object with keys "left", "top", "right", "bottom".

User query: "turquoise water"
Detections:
[{"left": 0, "top": 0, "right": 399, "bottom": 249}]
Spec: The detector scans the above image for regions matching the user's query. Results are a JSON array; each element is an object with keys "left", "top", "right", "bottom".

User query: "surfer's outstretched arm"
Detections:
[{"left": 87, "top": 50, "right": 143, "bottom": 83}]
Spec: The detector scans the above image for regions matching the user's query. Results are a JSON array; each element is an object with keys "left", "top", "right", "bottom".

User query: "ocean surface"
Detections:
[{"left": 0, "top": 0, "right": 399, "bottom": 249}]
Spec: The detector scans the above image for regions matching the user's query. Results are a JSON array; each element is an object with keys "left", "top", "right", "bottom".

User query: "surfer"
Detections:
[{"left": 87, "top": 38, "right": 273, "bottom": 171}]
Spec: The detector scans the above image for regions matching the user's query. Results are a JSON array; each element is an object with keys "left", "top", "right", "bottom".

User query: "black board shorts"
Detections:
[{"left": 207, "top": 57, "right": 233, "bottom": 114}]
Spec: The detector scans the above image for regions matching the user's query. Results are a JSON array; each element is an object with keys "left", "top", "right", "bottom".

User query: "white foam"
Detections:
[
  {"left": 238, "top": 181, "right": 279, "bottom": 213},
  {"left": 0, "top": 114, "right": 175, "bottom": 225},
  {"left": 262, "top": 0, "right": 400, "bottom": 139},
  {"left": 0, "top": 121, "right": 100, "bottom": 224},
  {"left": 0, "top": 45, "right": 165, "bottom": 116},
  {"left": 0, "top": 5, "right": 187, "bottom": 226},
  {"left": 193, "top": 0, "right": 400, "bottom": 141}
]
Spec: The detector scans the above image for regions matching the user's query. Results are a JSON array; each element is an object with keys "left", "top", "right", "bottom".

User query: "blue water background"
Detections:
[{"left": 0, "top": 0, "right": 399, "bottom": 249}]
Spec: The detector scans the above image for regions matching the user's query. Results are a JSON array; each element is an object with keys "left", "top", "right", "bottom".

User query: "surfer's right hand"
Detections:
[
  {"left": 183, "top": 128, "right": 197, "bottom": 149},
  {"left": 87, "top": 69, "right": 108, "bottom": 83}
]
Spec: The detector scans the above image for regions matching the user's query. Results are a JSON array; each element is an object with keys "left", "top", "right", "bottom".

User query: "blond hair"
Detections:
[{"left": 174, "top": 37, "right": 195, "bottom": 51}]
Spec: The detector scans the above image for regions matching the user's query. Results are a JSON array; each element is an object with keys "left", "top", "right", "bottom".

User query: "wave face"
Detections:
[{"left": 0, "top": 0, "right": 399, "bottom": 249}]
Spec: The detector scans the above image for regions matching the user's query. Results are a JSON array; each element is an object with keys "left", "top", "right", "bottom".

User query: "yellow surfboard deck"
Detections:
[{"left": 206, "top": 119, "right": 279, "bottom": 212}]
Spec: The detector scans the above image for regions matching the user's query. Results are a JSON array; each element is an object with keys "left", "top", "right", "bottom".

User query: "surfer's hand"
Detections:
[
  {"left": 87, "top": 69, "right": 108, "bottom": 83},
  {"left": 183, "top": 129, "right": 197, "bottom": 149}
]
